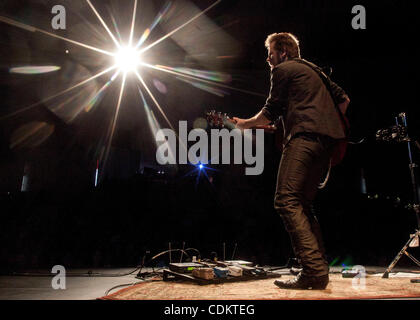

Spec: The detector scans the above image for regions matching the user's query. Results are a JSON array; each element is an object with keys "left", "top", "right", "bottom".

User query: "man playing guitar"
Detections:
[{"left": 232, "top": 32, "right": 350, "bottom": 290}]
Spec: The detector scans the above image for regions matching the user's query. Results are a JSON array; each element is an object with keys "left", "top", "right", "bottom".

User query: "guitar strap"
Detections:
[{"left": 293, "top": 58, "right": 350, "bottom": 137}]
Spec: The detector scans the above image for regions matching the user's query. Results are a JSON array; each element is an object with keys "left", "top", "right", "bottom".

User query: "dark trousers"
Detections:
[{"left": 274, "top": 133, "right": 336, "bottom": 276}]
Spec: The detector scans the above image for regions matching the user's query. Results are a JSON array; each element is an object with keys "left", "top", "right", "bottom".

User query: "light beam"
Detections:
[
  {"left": 102, "top": 72, "right": 127, "bottom": 178},
  {"left": 1, "top": 65, "right": 117, "bottom": 120},
  {"left": 134, "top": 71, "right": 175, "bottom": 132},
  {"left": 0, "top": 15, "right": 114, "bottom": 56},
  {"left": 129, "top": 0, "right": 138, "bottom": 46},
  {"left": 86, "top": 0, "right": 121, "bottom": 49},
  {"left": 140, "top": 62, "right": 266, "bottom": 97},
  {"left": 138, "top": 0, "right": 222, "bottom": 54}
]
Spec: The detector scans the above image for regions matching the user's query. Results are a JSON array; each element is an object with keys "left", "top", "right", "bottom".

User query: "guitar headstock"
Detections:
[{"left": 205, "top": 110, "right": 235, "bottom": 129}]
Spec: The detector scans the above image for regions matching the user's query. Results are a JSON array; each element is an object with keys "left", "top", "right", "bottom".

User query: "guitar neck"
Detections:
[
  {"left": 206, "top": 110, "right": 277, "bottom": 133},
  {"left": 253, "top": 124, "right": 277, "bottom": 132}
]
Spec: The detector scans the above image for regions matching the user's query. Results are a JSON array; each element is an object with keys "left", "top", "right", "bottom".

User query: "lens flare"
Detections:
[
  {"left": 135, "top": 1, "right": 172, "bottom": 49},
  {"left": 1, "top": 0, "right": 231, "bottom": 185},
  {"left": 176, "top": 76, "right": 228, "bottom": 97},
  {"left": 9, "top": 66, "right": 61, "bottom": 74},
  {"left": 10, "top": 121, "right": 55, "bottom": 149},
  {"left": 114, "top": 46, "right": 142, "bottom": 72}
]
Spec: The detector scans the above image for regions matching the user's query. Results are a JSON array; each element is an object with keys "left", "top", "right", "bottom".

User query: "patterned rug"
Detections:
[{"left": 100, "top": 273, "right": 420, "bottom": 300}]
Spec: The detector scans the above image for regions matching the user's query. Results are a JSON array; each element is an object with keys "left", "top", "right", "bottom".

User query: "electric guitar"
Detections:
[
  {"left": 205, "top": 110, "right": 284, "bottom": 152},
  {"left": 205, "top": 110, "right": 348, "bottom": 166}
]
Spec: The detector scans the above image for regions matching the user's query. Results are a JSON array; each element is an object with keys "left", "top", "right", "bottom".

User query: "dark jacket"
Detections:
[{"left": 261, "top": 58, "right": 347, "bottom": 144}]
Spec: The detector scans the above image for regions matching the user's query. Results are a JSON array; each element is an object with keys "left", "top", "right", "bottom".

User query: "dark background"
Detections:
[{"left": 0, "top": 0, "right": 419, "bottom": 271}]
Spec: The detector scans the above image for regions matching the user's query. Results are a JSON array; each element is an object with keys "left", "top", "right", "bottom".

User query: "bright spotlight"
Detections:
[
  {"left": 199, "top": 164, "right": 204, "bottom": 170},
  {"left": 114, "top": 46, "right": 141, "bottom": 72}
]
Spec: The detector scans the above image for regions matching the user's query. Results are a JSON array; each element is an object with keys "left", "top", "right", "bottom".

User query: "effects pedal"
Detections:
[{"left": 169, "top": 262, "right": 203, "bottom": 273}]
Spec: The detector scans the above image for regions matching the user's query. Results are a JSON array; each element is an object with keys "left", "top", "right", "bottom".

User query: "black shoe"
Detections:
[{"left": 274, "top": 273, "right": 329, "bottom": 290}]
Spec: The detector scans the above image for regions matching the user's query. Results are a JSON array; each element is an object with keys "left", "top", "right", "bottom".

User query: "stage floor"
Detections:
[{"left": 0, "top": 266, "right": 419, "bottom": 300}]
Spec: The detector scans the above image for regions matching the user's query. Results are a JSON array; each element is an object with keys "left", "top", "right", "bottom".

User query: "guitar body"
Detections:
[
  {"left": 331, "top": 139, "right": 347, "bottom": 166},
  {"left": 331, "top": 113, "right": 350, "bottom": 166},
  {"left": 273, "top": 118, "right": 284, "bottom": 154}
]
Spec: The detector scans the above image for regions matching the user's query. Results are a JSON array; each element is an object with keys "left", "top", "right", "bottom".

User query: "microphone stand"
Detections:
[{"left": 382, "top": 113, "right": 420, "bottom": 279}]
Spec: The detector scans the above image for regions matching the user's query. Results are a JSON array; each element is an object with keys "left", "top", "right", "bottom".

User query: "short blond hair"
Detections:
[{"left": 265, "top": 32, "right": 301, "bottom": 59}]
